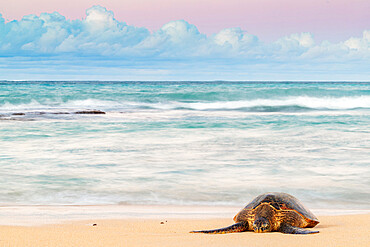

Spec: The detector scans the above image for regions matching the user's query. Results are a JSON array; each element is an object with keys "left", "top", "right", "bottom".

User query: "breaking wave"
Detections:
[{"left": 1, "top": 96, "right": 369, "bottom": 114}]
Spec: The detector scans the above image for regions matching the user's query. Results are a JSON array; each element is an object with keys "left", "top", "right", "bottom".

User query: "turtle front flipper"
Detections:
[
  {"left": 279, "top": 224, "right": 319, "bottom": 234},
  {"left": 190, "top": 222, "right": 248, "bottom": 234}
]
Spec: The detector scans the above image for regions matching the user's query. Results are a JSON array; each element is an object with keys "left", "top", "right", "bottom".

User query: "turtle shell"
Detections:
[{"left": 236, "top": 192, "right": 319, "bottom": 226}]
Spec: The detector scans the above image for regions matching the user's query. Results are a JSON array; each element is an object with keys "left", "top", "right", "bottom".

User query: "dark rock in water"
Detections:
[
  {"left": 74, "top": 110, "right": 106, "bottom": 114},
  {"left": 1, "top": 117, "right": 35, "bottom": 121},
  {"left": 12, "top": 113, "right": 26, "bottom": 115},
  {"left": 51, "top": 112, "right": 70, "bottom": 115}
]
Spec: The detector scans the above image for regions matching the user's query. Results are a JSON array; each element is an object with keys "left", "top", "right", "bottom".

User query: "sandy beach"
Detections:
[{"left": 0, "top": 210, "right": 369, "bottom": 247}]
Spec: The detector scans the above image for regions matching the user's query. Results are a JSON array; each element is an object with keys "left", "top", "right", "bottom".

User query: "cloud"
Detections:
[
  {"left": 0, "top": 6, "right": 150, "bottom": 56},
  {"left": 213, "top": 28, "right": 258, "bottom": 48},
  {"left": 344, "top": 30, "right": 370, "bottom": 52},
  {"left": 0, "top": 6, "right": 369, "bottom": 80}
]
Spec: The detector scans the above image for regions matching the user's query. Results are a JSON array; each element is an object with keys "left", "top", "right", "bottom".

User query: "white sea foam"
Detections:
[
  {"left": 182, "top": 96, "right": 370, "bottom": 110},
  {"left": 1, "top": 96, "right": 370, "bottom": 113},
  {"left": 1, "top": 123, "right": 369, "bottom": 207}
]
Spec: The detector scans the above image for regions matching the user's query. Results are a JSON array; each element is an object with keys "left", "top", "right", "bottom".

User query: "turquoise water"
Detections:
[{"left": 0, "top": 81, "right": 369, "bottom": 209}]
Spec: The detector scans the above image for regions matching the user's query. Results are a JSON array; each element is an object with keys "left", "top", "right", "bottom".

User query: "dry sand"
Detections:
[{"left": 0, "top": 214, "right": 369, "bottom": 247}]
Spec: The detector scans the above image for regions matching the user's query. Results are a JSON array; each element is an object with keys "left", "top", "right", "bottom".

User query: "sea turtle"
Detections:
[{"left": 190, "top": 192, "right": 319, "bottom": 234}]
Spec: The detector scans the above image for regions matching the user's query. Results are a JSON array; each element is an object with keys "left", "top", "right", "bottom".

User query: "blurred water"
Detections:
[{"left": 0, "top": 81, "right": 369, "bottom": 209}]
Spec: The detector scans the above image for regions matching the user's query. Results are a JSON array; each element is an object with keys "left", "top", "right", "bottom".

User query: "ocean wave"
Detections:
[
  {"left": 174, "top": 96, "right": 370, "bottom": 111},
  {"left": 0, "top": 99, "right": 119, "bottom": 113},
  {"left": 0, "top": 96, "right": 369, "bottom": 113}
]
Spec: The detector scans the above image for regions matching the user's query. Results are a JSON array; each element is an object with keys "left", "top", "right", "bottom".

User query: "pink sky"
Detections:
[{"left": 1, "top": 0, "right": 369, "bottom": 41}]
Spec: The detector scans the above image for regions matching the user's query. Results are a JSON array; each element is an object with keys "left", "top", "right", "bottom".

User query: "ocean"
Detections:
[{"left": 0, "top": 81, "right": 369, "bottom": 210}]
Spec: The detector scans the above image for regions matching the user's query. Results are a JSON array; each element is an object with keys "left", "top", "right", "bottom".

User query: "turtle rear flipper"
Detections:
[
  {"left": 190, "top": 222, "right": 248, "bottom": 234},
  {"left": 279, "top": 224, "right": 319, "bottom": 234}
]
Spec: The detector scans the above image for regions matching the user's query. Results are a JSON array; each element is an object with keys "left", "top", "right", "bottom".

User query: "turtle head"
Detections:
[{"left": 253, "top": 217, "right": 272, "bottom": 233}]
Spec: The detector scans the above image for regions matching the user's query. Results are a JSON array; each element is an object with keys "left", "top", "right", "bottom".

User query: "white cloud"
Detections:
[
  {"left": 273, "top": 32, "right": 315, "bottom": 60},
  {"left": 85, "top": 5, "right": 117, "bottom": 32},
  {"left": 344, "top": 30, "right": 370, "bottom": 51},
  {"left": 213, "top": 28, "right": 258, "bottom": 48},
  {"left": 160, "top": 20, "right": 203, "bottom": 43},
  {"left": 0, "top": 6, "right": 369, "bottom": 80}
]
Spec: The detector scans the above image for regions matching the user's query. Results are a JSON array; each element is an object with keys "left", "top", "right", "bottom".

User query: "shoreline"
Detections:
[
  {"left": 1, "top": 204, "right": 369, "bottom": 226},
  {"left": 0, "top": 214, "right": 369, "bottom": 247}
]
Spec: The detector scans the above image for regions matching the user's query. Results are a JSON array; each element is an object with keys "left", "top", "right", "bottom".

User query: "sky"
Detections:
[{"left": 0, "top": 0, "right": 369, "bottom": 80}]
